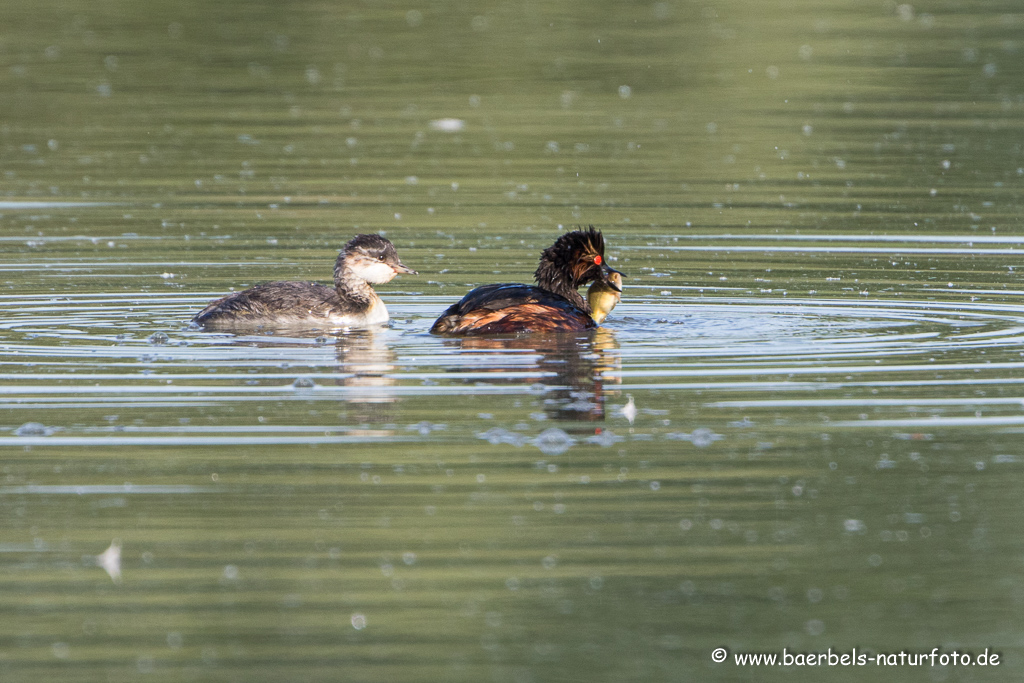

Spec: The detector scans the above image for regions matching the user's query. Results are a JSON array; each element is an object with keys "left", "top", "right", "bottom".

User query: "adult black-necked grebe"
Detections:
[
  {"left": 429, "top": 226, "right": 622, "bottom": 336},
  {"left": 193, "top": 234, "right": 416, "bottom": 330}
]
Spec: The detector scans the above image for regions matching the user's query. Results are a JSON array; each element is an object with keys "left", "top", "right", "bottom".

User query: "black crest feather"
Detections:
[{"left": 533, "top": 226, "right": 606, "bottom": 310}]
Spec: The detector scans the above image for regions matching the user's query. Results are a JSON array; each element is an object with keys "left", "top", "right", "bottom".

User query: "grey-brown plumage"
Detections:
[{"left": 193, "top": 234, "right": 416, "bottom": 330}]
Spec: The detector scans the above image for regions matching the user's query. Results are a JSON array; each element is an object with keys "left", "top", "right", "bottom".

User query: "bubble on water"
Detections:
[
  {"left": 350, "top": 613, "right": 367, "bottom": 630},
  {"left": 409, "top": 421, "right": 444, "bottom": 435},
  {"left": 805, "top": 619, "right": 826, "bottom": 636},
  {"left": 402, "top": 552, "right": 416, "bottom": 565},
  {"left": 292, "top": 376, "right": 316, "bottom": 390},
  {"left": 585, "top": 429, "right": 624, "bottom": 447},
  {"left": 666, "top": 428, "right": 723, "bottom": 447},
  {"left": 690, "top": 428, "right": 722, "bottom": 447},
  {"left": 541, "top": 555, "right": 557, "bottom": 569},
  {"left": 844, "top": 519, "right": 865, "bottom": 532},
  {"left": 15, "top": 422, "right": 51, "bottom": 436},
  {"left": 532, "top": 428, "right": 575, "bottom": 455},
  {"left": 147, "top": 332, "right": 170, "bottom": 345},
  {"left": 52, "top": 642, "right": 70, "bottom": 659},
  {"left": 477, "top": 427, "right": 526, "bottom": 447},
  {"left": 618, "top": 84, "right": 632, "bottom": 99},
  {"left": 222, "top": 565, "right": 239, "bottom": 581}
]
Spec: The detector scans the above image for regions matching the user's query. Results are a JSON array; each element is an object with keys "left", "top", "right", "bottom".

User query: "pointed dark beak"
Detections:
[
  {"left": 600, "top": 263, "right": 623, "bottom": 291},
  {"left": 391, "top": 261, "right": 417, "bottom": 275}
]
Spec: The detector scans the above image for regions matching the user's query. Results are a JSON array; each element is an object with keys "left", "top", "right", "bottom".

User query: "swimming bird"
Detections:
[
  {"left": 193, "top": 234, "right": 416, "bottom": 330},
  {"left": 430, "top": 226, "right": 622, "bottom": 335}
]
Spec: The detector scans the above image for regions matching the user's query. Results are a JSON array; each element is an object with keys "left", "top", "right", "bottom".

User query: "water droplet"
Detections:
[
  {"left": 147, "top": 332, "right": 170, "bottom": 345},
  {"left": 619, "top": 395, "right": 637, "bottom": 424},
  {"left": 428, "top": 118, "right": 465, "bottom": 132}
]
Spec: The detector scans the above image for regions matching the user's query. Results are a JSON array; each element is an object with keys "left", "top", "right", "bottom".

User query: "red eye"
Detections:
[{"left": 594, "top": 255, "right": 602, "bottom": 265}]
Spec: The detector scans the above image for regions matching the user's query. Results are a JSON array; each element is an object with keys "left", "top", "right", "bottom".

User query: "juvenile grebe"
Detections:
[
  {"left": 587, "top": 271, "right": 623, "bottom": 324},
  {"left": 429, "top": 226, "right": 622, "bottom": 336},
  {"left": 193, "top": 234, "right": 416, "bottom": 330}
]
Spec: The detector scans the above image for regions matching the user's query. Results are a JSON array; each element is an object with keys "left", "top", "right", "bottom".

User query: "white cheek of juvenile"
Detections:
[{"left": 354, "top": 261, "right": 399, "bottom": 284}]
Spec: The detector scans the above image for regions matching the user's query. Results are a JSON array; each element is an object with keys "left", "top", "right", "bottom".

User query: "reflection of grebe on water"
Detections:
[
  {"left": 331, "top": 329, "right": 402, "bottom": 428},
  {"left": 210, "top": 329, "right": 403, "bottom": 428},
  {"left": 452, "top": 327, "right": 622, "bottom": 422}
]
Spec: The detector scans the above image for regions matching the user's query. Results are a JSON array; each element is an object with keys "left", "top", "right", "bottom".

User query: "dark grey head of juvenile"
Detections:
[
  {"left": 335, "top": 234, "right": 417, "bottom": 285},
  {"left": 534, "top": 226, "right": 623, "bottom": 299}
]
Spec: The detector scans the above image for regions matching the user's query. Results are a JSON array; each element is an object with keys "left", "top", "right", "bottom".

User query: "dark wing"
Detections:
[
  {"left": 193, "top": 281, "right": 337, "bottom": 325},
  {"left": 452, "top": 284, "right": 566, "bottom": 311},
  {"left": 430, "top": 283, "right": 594, "bottom": 336}
]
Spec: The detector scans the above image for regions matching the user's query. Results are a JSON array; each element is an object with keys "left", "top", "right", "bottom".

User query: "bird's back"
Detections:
[
  {"left": 193, "top": 281, "right": 376, "bottom": 329},
  {"left": 430, "top": 283, "right": 594, "bottom": 336}
]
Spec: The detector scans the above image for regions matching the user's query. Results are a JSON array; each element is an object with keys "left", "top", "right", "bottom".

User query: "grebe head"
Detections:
[
  {"left": 588, "top": 271, "right": 622, "bottom": 324},
  {"left": 535, "top": 225, "right": 623, "bottom": 292},
  {"left": 338, "top": 234, "right": 417, "bottom": 285}
]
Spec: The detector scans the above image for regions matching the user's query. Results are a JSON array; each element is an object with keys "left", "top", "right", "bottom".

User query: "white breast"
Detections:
[{"left": 324, "top": 297, "right": 389, "bottom": 327}]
